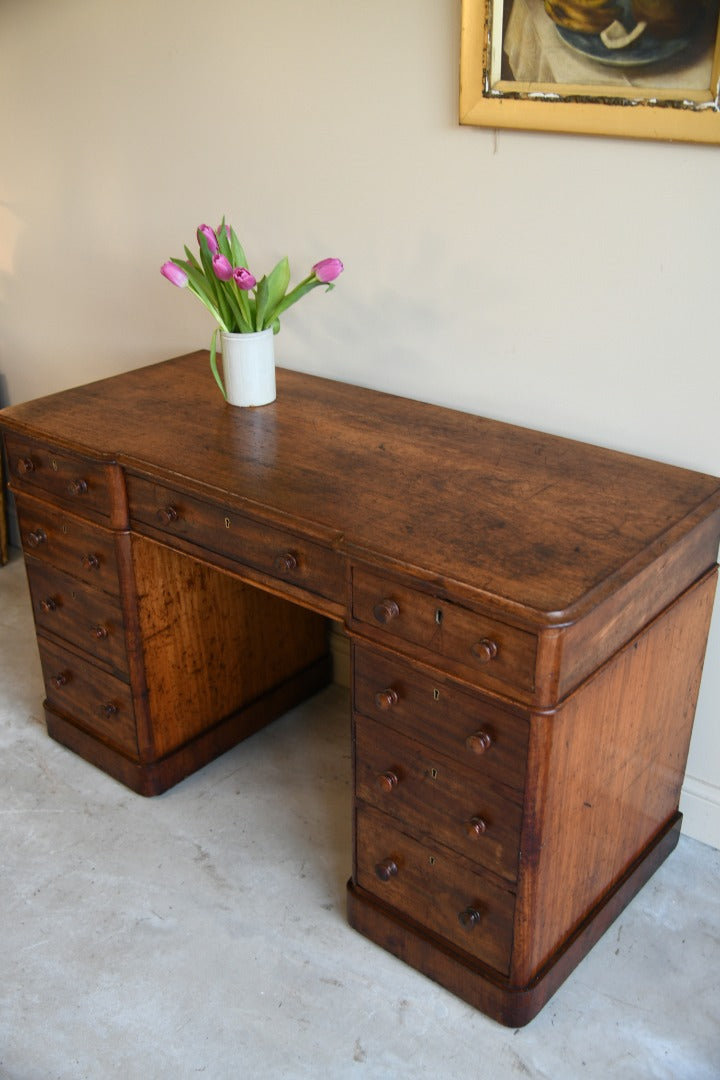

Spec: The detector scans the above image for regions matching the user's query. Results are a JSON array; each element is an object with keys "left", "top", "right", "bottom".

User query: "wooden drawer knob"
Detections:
[
  {"left": 157, "top": 505, "right": 178, "bottom": 525},
  {"left": 377, "top": 771, "right": 399, "bottom": 794},
  {"left": 16, "top": 456, "right": 35, "bottom": 475},
  {"left": 274, "top": 552, "right": 298, "bottom": 574},
  {"left": 373, "top": 598, "right": 400, "bottom": 625},
  {"left": 465, "top": 731, "right": 492, "bottom": 755},
  {"left": 374, "top": 688, "right": 398, "bottom": 711},
  {"left": 466, "top": 816, "right": 487, "bottom": 838},
  {"left": 471, "top": 638, "right": 498, "bottom": 664},
  {"left": 52, "top": 671, "right": 69, "bottom": 688},
  {"left": 81, "top": 553, "right": 100, "bottom": 571},
  {"left": 375, "top": 858, "right": 398, "bottom": 882},
  {"left": 39, "top": 597, "right": 57, "bottom": 614},
  {"left": 27, "top": 528, "right": 47, "bottom": 548},
  {"left": 100, "top": 701, "right": 118, "bottom": 718},
  {"left": 458, "top": 906, "right": 482, "bottom": 929},
  {"left": 92, "top": 624, "right": 109, "bottom": 640},
  {"left": 67, "top": 478, "right": 88, "bottom": 496}
]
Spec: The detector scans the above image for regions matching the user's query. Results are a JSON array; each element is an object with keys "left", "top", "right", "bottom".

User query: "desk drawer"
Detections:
[
  {"left": 354, "top": 645, "right": 528, "bottom": 793},
  {"left": 355, "top": 715, "right": 522, "bottom": 883},
  {"left": 355, "top": 804, "right": 514, "bottom": 976},
  {"left": 5, "top": 434, "right": 112, "bottom": 517},
  {"left": 15, "top": 494, "right": 120, "bottom": 595},
  {"left": 37, "top": 636, "right": 137, "bottom": 755},
  {"left": 352, "top": 568, "right": 536, "bottom": 693},
  {"left": 126, "top": 475, "right": 345, "bottom": 605},
  {"left": 26, "top": 558, "right": 128, "bottom": 675}
]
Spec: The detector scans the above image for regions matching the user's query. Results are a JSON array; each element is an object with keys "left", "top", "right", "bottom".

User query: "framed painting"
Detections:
[{"left": 460, "top": 0, "right": 720, "bottom": 143}]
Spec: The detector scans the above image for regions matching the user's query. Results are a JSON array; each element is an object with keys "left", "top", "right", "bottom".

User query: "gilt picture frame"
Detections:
[{"left": 460, "top": 0, "right": 720, "bottom": 143}]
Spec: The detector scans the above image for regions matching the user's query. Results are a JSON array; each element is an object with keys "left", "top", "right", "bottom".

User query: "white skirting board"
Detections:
[{"left": 680, "top": 775, "right": 720, "bottom": 850}]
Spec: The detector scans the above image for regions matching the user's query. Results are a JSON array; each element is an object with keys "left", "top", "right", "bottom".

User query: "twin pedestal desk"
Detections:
[{"left": 2, "top": 353, "right": 719, "bottom": 1026}]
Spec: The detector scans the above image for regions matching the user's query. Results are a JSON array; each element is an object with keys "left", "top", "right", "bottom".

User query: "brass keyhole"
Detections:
[
  {"left": 430, "top": 767, "right": 438, "bottom": 780},
  {"left": 428, "top": 856, "right": 436, "bottom": 866},
  {"left": 224, "top": 517, "right": 231, "bottom": 529},
  {"left": 51, "top": 459, "right": 58, "bottom": 471},
  {"left": 433, "top": 688, "right": 440, "bottom": 701}
]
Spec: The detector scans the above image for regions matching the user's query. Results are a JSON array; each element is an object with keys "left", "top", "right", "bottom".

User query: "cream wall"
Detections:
[{"left": 1, "top": 0, "right": 718, "bottom": 846}]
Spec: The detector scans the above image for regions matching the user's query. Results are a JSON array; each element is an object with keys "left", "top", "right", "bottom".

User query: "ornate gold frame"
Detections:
[{"left": 460, "top": 0, "right": 720, "bottom": 143}]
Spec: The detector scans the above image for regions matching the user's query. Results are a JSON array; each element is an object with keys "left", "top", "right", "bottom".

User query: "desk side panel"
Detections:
[{"left": 512, "top": 569, "right": 718, "bottom": 985}]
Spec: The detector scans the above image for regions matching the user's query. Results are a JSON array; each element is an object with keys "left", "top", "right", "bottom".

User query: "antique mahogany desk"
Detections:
[{"left": 2, "top": 352, "right": 719, "bottom": 1026}]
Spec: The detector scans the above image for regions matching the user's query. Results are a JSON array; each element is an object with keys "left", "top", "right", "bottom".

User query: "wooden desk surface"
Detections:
[{"left": 3, "top": 351, "right": 719, "bottom": 625}]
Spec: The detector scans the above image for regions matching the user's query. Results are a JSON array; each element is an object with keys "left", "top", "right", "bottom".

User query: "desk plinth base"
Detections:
[
  {"left": 347, "top": 813, "right": 681, "bottom": 1027},
  {"left": 43, "top": 654, "right": 333, "bottom": 797}
]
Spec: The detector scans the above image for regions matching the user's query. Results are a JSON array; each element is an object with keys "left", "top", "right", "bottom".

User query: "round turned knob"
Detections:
[
  {"left": 157, "top": 505, "right": 178, "bottom": 526},
  {"left": 52, "top": 672, "right": 68, "bottom": 688},
  {"left": 81, "top": 553, "right": 100, "bottom": 571},
  {"left": 16, "top": 456, "right": 35, "bottom": 475},
  {"left": 92, "top": 624, "right": 109, "bottom": 640},
  {"left": 377, "top": 771, "right": 399, "bottom": 794},
  {"left": 466, "top": 816, "right": 487, "bottom": 838},
  {"left": 471, "top": 638, "right": 498, "bottom": 664},
  {"left": 375, "top": 858, "right": 398, "bottom": 882},
  {"left": 374, "top": 688, "right": 398, "bottom": 711},
  {"left": 67, "top": 478, "right": 88, "bottom": 496},
  {"left": 373, "top": 598, "right": 400, "bottom": 625},
  {"left": 273, "top": 552, "right": 298, "bottom": 574},
  {"left": 465, "top": 731, "right": 492, "bottom": 756},
  {"left": 100, "top": 701, "right": 117, "bottom": 718},
  {"left": 39, "top": 597, "right": 57, "bottom": 614},
  {"left": 27, "top": 528, "right": 47, "bottom": 548},
  {"left": 458, "top": 906, "right": 482, "bottom": 929}
]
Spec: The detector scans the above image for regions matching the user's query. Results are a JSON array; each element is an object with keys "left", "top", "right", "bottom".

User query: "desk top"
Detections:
[{"left": 2, "top": 352, "right": 719, "bottom": 625}]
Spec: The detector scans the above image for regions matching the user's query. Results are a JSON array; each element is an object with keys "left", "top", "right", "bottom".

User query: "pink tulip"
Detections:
[
  {"left": 160, "top": 262, "right": 188, "bottom": 287},
  {"left": 233, "top": 266, "right": 256, "bottom": 290},
  {"left": 313, "top": 257, "right": 344, "bottom": 283},
  {"left": 197, "top": 224, "right": 219, "bottom": 254},
  {"left": 212, "top": 253, "right": 233, "bottom": 281}
]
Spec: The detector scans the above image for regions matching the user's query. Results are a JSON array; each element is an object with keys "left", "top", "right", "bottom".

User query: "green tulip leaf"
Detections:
[
  {"left": 216, "top": 220, "right": 233, "bottom": 262},
  {"left": 265, "top": 256, "right": 291, "bottom": 313},
  {"left": 228, "top": 226, "right": 249, "bottom": 273},
  {"left": 254, "top": 275, "right": 269, "bottom": 331},
  {"left": 209, "top": 328, "right": 227, "bottom": 400}
]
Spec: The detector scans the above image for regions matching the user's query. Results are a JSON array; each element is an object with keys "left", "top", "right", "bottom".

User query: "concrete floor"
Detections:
[{"left": 1, "top": 551, "right": 719, "bottom": 1080}]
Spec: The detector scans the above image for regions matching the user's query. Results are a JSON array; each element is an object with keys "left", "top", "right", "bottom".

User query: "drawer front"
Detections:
[
  {"left": 352, "top": 567, "right": 536, "bottom": 693},
  {"left": 354, "top": 645, "right": 529, "bottom": 792},
  {"left": 15, "top": 495, "right": 120, "bottom": 595},
  {"left": 126, "top": 474, "right": 345, "bottom": 605},
  {"left": 26, "top": 559, "right": 128, "bottom": 675},
  {"left": 355, "top": 716, "right": 522, "bottom": 883},
  {"left": 5, "top": 434, "right": 112, "bottom": 517},
  {"left": 355, "top": 804, "right": 514, "bottom": 975},
  {"left": 37, "top": 636, "right": 137, "bottom": 755}
]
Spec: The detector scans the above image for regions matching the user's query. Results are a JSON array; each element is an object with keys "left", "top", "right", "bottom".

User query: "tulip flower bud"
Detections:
[
  {"left": 198, "top": 224, "right": 219, "bottom": 254},
  {"left": 313, "top": 258, "right": 344, "bottom": 284},
  {"left": 233, "top": 266, "right": 257, "bottom": 290},
  {"left": 160, "top": 262, "right": 188, "bottom": 287},
  {"left": 212, "top": 253, "right": 233, "bottom": 281}
]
